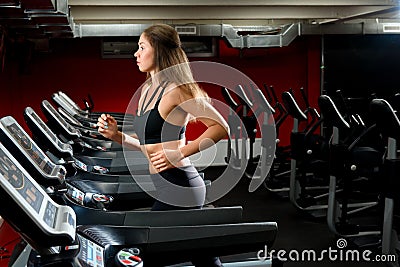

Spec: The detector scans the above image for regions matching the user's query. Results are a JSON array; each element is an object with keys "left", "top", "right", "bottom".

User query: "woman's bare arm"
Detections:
[
  {"left": 179, "top": 99, "right": 229, "bottom": 158},
  {"left": 97, "top": 113, "right": 141, "bottom": 150}
]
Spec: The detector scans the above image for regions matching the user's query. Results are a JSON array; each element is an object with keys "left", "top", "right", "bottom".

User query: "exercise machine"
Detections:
[
  {"left": 368, "top": 99, "right": 400, "bottom": 263},
  {"left": 52, "top": 92, "right": 134, "bottom": 127},
  {"left": 0, "top": 142, "right": 279, "bottom": 267},
  {"left": 319, "top": 95, "right": 381, "bottom": 237},
  {"left": 56, "top": 90, "right": 134, "bottom": 121},
  {"left": 282, "top": 90, "right": 330, "bottom": 218},
  {"left": 38, "top": 100, "right": 149, "bottom": 175},
  {"left": 0, "top": 116, "right": 155, "bottom": 211}
]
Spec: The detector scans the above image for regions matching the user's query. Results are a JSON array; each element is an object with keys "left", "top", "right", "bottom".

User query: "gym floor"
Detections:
[{"left": 205, "top": 166, "right": 387, "bottom": 267}]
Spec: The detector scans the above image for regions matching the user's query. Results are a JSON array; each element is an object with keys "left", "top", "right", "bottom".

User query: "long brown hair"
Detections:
[{"left": 143, "top": 24, "right": 209, "bottom": 102}]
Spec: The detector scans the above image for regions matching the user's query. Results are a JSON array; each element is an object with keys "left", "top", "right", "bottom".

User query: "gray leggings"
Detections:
[{"left": 150, "top": 165, "right": 223, "bottom": 267}]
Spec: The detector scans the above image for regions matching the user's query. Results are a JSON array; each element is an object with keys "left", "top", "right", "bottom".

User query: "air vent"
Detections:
[
  {"left": 101, "top": 36, "right": 216, "bottom": 58},
  {"left": 175, "top": 26, "right": 197, "bottom": 35},
  {"left": 383, "top": 24, "right": 400, "bottom": 33},
  {"left": 102, "top": 39, "right": 137, "bottom": 58}
]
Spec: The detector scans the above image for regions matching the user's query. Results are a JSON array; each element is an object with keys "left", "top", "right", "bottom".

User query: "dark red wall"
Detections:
[{"left": 0, "top": 36, "right": 321, "bottom": 145}]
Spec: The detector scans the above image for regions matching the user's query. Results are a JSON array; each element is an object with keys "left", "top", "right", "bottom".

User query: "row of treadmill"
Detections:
[
  {"left": 3, "top": 82, "right": 400, "bottom": 266},
  {"left": 222, "top": 84, "right": 400, "bottom": 266},
  {"left": 0, "top": 90, "right": 280, "bottom": 266}
]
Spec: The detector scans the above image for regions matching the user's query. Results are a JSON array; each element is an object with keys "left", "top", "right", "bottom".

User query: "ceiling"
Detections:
[{"left": 1, "top": 0, "right": 400, "bottom": 46}]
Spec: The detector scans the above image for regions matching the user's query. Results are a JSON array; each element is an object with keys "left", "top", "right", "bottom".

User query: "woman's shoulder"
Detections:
[{"left": 164, "top": 82, "right": 193, "bottom": 101}]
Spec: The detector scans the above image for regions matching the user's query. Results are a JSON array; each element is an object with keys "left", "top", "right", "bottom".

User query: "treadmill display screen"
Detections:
[
  {"left": 59, "top": 107, "right": 82, "bottom": 126},
  {"left": 43, "top": 201, "right": 58, "bottom": 228},
  {"left": 30, "top": 111, "right": 57, "bottom": 142},
  {"left": 0, "top": 148, "right": 44, "bottom": 214},
  {"left": 73, "top": 159, "right": 88, "bottom": 172},
  {"left": 30, "top": 110, "right": 66, "bottom": 150},
  {"left": 66, "top": 184, "right": 85, "bottom": 206},
  {"left": 77, "top": 235, "right": 105, "bottom": 267},
  {"left": 44, "top": 101, "right": 77, "bottom": 133},
  {"left": 6, "top": 124, "right": 55, "bottom": 175}
]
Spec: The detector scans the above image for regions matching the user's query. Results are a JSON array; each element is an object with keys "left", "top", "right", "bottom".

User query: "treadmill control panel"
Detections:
[
  {"left": 26, "top": 107, "right": 73, "bottom": 154},
  {"left": 44, "top": 200, "right": 58, "bottom": 227},
  {"left": 115, "top": 248, "right": 143, "bottom": 267},
  {"left": 0, "top": 148, "right": 44, "bottom": 214},
  {"left": 42, "top": 100, "right": 80, "bottom": 136},
  {"left": 0, "top": 117, "right": 65, "bottom": 182},
  {"left": 65, "top": 183, "right": 113, "bottom": 209},
  {"left": 73, "top": 159, "right": 109, "bottom": 174},
  {"left": 0, "top": 142, "right": 75, "bottom": 238},
  {"left": 77, "top": 140, "right": 108, "bottom": 152},
  {"left": 77, "top": 235, "right": 105, "bottom": 267},
  {"left": 58, "top": 107, "right": 83, "bottom": 127},
  {"left": 58, "top": 91, "right": 82, "bottom": 111},
  {"left": 73, "top": 159, "right": 88, "bottom": 172},
  {"left": 53, "top": 93, "right": 78, "bottom": 117},
  {"left": 66, "top": 184, "right": 85, "bottom": 206}
]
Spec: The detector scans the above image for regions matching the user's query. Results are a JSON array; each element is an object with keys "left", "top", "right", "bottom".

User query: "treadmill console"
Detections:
[
  {"left": 58, "top": 107, "right": 84, "bottom": 127},
  {"left": 0, "top": 142, "right": 117, "bottom": 267},
  {"left": 75, "top": 228, "right": 144, "bottom": 267},
  {"left": 0, "top": 149, "right": 44, "bottom": 214},
  {"left": 58, "top": 91, "right": 83, "bottom": 112},
  {"left": 42, "top": 100, "right": 80, "bottom": 137},
  {"left": 0, "top": 116, "right": 66, "bottom": 183},
  {"left": 25, "top": 107, "right": 74, "bottom": 156},
  {"left": 52, "top": 93, "right": 79, "bottom": 117},
  {"left": 73, "top": 159, "right": 89, "bottom": 172},
  {"left": 73, "top": 158, "right": 109, "bottom": 174},
  {"left": 0, "top": 142, "right": 75, "bottom": 245},
  {"left": 66, "top": 183, "right": 85, "bottom": 206},
  {"left": 76, "top": 235, "right": 106, "bottom": 267},
  {"left": 58, "top": 107, "right": 99, "bottom": 130}
]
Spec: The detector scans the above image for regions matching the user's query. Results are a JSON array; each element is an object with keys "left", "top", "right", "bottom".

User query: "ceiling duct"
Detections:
[
  {"left": 225, "top": 24, "right": 300, "bottom": 48},
  {"left": 76, "top": 23, "right": 294, "bottom": 49},
  {"left": 2, "top": 1, "right": 400, "bottom": 43},
  {"left": 301, "top": 19, "right": 400, "bottom": 35},
  {"left": 0, "top": 0, "right": 73, "bottom": 38},
  {"left": 175, "top": 25, "right": 197, "bottom": 35},
  {"left": 382, "top": 23, "right": 400, "bottom": 33},
  {"left": 102, "top": 36, "right": 217, "bottom": 58},
  {"left": 24, "top": 0, "right": 69, "bottom": 15}
]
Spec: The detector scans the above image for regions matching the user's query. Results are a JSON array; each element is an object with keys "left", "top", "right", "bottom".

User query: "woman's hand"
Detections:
[
  {"left": 150, "top": 149, "right": 184, "bottom": 172},
  {"left": 97, "top": 114, "right": 118, "bottom": 140}
]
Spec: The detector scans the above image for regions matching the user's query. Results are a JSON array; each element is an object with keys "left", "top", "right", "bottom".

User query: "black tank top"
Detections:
[{"left": 133, "top": 81, "right": 186, "bottom": 145}]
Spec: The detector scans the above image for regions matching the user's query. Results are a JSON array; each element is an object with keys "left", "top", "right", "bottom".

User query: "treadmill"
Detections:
[
  {"left": 0, "top": 142, "right": 278, "bottom": 267},
  {"left": 24, "top": 105, "right": 131, "bottom": 162},
  {"left": 56, "top": 90, "right": 134, "bottom": 121},
  {"left": 0, "top": 116, "right": 254, "bottom": 231},
  {"left": 52, "top": 92, "right": 135, "bottom": 129},
  {"left": 25, "top": 106, "right": 216, "bottom": 195},
  {"left": 53, "top": 92, "right": 137, "bottom": 138},
  {"left": 0, "top": 116, "right": 247, "bottom": 227},
  {"left": 56, "top": 104, "right": 127, "bottom": 150},
  {"left": 42, "top": 98, "right": 124, "bottom": 150},
  {"left": 39, "top": 100, "right": 149, "bottom": 175},
  {"left": 0, "top": 116, "right": 155, "bottom": 211}
]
